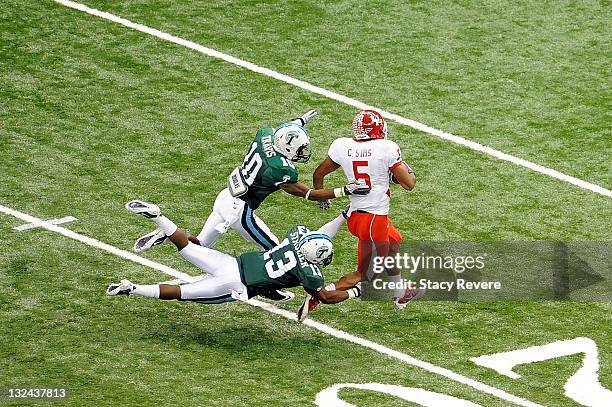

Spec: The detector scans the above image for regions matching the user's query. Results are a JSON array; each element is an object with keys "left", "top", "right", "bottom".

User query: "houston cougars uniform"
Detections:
[{"left": 327, "top": 133, "right": 404, "bottom": 276}]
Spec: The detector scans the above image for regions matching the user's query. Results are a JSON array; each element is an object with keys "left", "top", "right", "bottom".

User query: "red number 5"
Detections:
[{"left": 352, "top": 161, "right": 371, "bottom": 188}]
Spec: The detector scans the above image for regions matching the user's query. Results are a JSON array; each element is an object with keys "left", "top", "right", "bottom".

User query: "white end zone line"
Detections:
[
  {"left": 1, "top": 203, "right": 542, "bottom": 407},
  {"left": 53, "top": 0, "right": 611, "bottom": 198}
]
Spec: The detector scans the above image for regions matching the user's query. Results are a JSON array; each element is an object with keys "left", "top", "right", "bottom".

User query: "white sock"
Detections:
[
  {"left": 325, "top": 283, "right": 336, "bottom": 291},
  {"left": 317, "top": 214, "right": 346, "bottom": 239},
  {"left": 132, "top": 284, "right": 160, "bottom": 298},
  {"left": 153, "top": 215, "right": 178, "bottom": 236},
  {"left": 388, "top": 274, "right": 404, "bottom": 298}
]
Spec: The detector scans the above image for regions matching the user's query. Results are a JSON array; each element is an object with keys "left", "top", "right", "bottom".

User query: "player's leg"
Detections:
[
  {"left": 386, "top": 221, "right": 421, "bottom": 308},
  {"left": 191, "top": 210, "right": 224, "bottom": 247},
  {"left": 317, "top": 211, "right": 347, "bottom": 239},
  {"left": 178, "top": 242, "right": 239, "bottom": 277},
  {"left": 368, "top": 215, "right": 404, "bottom": 302},
  {"left": 107, "top": 266, "right": 247, "bottom": 304},
  {"left": 126, "top": 200, "right": 237, "bottom": 275},
  {"left": 192, "top": 188, "right": 241, "bottom": 247},
  {"left": 233, "top": 205, "right": 279, "bottom": 250},
  {"left": 348, "top": 211, "right": 378, "bottom": 282}
]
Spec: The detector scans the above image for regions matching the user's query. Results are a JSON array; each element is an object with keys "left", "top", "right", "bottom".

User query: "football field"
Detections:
[{"left": 1, "top": 1, "right": 611, "bottom": 406}]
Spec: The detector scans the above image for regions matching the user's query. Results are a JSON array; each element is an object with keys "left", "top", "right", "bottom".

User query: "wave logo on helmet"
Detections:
[
  {"left": 352, "top": 110, "right": 388, "bottom": 140},
  {"left": 273, "top": 124, "right": 312, "bottom": 163},
  {"left": 298, "top": 232, "right": 334, "bottom": 266}
]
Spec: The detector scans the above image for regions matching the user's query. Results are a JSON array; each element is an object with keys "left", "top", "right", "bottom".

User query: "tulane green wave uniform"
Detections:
[
  {"left": 238, "top": 128, "right": 299, "bottom": 210},
  {"left": 237, "top": 225, "right": 324, "bottom": 293}
]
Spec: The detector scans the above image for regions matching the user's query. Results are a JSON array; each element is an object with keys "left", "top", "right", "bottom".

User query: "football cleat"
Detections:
[
  {"left": 125, "top": 200, "right": 161, "bottom": 218},
  {"left": 133, "top": 229, "right": 167, "bottom": 253},
  {"left": 394, "top": 287, "right": 426, "bottom": 310},
  {"left": 297, "top": 292, "right": 320, "bottom": 322},
  {"left": 259, "top": 289, "right": 295, "bottom": 303},
  {"left": 106, "top": 279, "right": 135, "bottom": 296}
]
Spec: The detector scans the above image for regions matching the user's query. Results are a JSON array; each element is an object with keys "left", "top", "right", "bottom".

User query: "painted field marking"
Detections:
[
  {"left": 13, "top": 215, "right": 78, "bottom": 231},
  {"left": 0, "top": 203, "right": 541, "bottom": 407},
  {"left": 53, "top": 0, "right": 611, "bottom": 198},
  {"left": 471, "top": 337, "right": 612, "bottom": 407}
]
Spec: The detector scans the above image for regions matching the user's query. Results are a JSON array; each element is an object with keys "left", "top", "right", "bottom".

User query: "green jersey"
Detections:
[
  {"left": 237, "top": 225, "right": 324, "bottom": 293},
  {"left": 237, "top": 128, "right": 299, "bottom": 210}
]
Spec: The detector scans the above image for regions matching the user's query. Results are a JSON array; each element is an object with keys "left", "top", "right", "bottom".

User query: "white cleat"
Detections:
[
  {"left": 133, "top": 229, "right": 167, "bottom": 253},
  {"left": 125, "top": 200, "right": 161, "bottom": 218},
  {"left": 106, "top": 279, "right": 136, "bottom": 296}
]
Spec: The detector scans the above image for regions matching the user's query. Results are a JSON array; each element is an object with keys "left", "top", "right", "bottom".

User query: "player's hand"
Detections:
[
  {"left": 318, "top": 199, "right": 332, "bottom": 210},
  {"left": 343, "top": 179, "right": 370, "bottom": 196},
  {"left": 300, "top": 109, "right": 317, "bottom": 125}
]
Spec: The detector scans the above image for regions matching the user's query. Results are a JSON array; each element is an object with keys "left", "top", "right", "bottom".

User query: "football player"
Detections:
[
  {"left": 297, "top": 110, "right": 417, "bottom": 320},
  {"left": 132, "top": 111, "right": 369, "bottom": 302},
  {"left": 107, "top": 201, "right": 361, "bottom": 308}
]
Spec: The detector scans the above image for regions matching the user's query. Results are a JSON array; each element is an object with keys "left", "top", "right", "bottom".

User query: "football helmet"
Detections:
[
  {"left": 352, "top": 110, "right": 388, "bottom": 140},
  {"left": 298, "top": 232, "right": 334, "bottom": 266},
  {"left": 273, "top": 124, "right": 312, "bottom": 163}
]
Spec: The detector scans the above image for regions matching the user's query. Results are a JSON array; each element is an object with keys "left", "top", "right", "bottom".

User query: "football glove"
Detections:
[
  {"left": 300, "top": 109, "right": 317, "bottom": 125},
  {"left": 292, "top": 109, "right": 318, "bottom": 126},
  {"left": 318, "top": 199, "right": 332, "bottom": 210},
  {"left": 347, "top": 282, "right": 362, "bottom": 299},
  {"left": 343, "top": 179, "right": 370, "bottom": 196}
]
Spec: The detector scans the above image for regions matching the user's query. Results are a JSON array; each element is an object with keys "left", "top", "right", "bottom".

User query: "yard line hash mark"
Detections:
[
  {"left": 54, "top": 0, "right": 611, "bottom": 198},
  {"left": 14, "top": 215, "right": 78, "bottom": 231},
  {"left": 1, "top": 203, "right": 542, "bottom": 407}
]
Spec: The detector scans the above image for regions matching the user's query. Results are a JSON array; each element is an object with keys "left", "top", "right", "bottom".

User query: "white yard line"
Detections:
[
  {"left": 1, "top": 203, "right": 542, "bottom": 407},
  {"left": 53, "top": 0, "right": 611, "bottom": 198}
]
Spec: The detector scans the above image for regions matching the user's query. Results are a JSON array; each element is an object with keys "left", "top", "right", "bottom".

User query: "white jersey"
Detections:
[{"left": 328, "top": 137, "right": 403, "bottom": 215}]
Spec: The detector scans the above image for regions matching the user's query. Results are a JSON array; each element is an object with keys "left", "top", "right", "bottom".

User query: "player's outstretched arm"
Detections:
[
  {"left": 391, "top": 161, "right": 417, "bottom": 191},
  {"left": 288, "top": 109, "right": 318, "bottom": 127},
  {"left": 310, "top": 285, "right": 361, "bottom": 304},
  {"left": 279, "top": 180, "right": 370, "bottom": 201},
  {"left": 313, "top": 156, "right": 340, "bottom": 189}
]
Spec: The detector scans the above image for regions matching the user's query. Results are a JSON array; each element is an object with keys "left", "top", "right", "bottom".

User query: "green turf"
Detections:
[{"left": 1, "top": 0, "right": 610, "bottom": 406}]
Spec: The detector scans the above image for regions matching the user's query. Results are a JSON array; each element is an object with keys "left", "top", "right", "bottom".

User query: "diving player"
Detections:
[{"left": 107, "top": 201, "right": 360, "bottom": 307}]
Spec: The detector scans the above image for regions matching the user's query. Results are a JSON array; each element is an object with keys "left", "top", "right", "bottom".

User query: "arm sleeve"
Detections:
[
  {"left": 266, "top": 165, "right": 299, "bottom": 186},
  {"left": 386, "top": 141, "right": 403, "bottom": 171},
  {"left": 302, "top": 270, "right": 324, "bottom": 292},
  {"left": 278, "top": 167, "right": 299, "bottom": 184},
  {"left": 327, "top": 139, "right": 343, "bottom": 165}
]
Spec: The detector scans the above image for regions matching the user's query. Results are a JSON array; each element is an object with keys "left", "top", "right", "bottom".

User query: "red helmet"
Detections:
[{"left": 352, "top": 110, "right": 388, "bottom": 140}]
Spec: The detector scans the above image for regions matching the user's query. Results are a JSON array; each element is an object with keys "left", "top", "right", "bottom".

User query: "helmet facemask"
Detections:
[{"left": 294, "top": 143, "right": 311, "bottom": 163}]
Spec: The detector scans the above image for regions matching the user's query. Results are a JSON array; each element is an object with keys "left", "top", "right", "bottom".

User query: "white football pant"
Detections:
[
  {"left": 178, "top": 242, "right": 247, "bottom": 303},
  {"left": 196, "top": 188, "right": 279, "bottom": 250}
]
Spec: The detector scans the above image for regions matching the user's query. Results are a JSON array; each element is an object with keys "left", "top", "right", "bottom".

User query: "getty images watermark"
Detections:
[
  {"left": 361, "top": 241, "right": 611, "bottom": 301},
  {"left": 371, "top": 252, "right": 496, "bottom": 292}
]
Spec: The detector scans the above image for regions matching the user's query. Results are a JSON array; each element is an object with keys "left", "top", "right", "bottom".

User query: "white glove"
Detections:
[
  {"left": 300, "top": 109, "right": 318, "bottom": 125},
  {"left": 318, "top": 199, "right": 332, "bottom": 210},
  {"left": 343, "top": 179, "right": 370, "bottom": 196}
]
